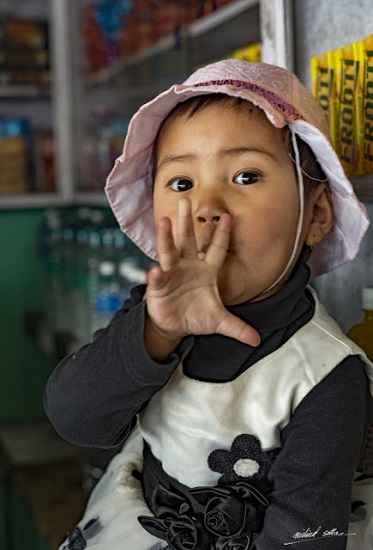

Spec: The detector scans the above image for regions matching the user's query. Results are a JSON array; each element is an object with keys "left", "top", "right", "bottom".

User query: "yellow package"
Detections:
[
  {"left": 362, "top": 33, "right": 373, "bottom": 174},
  {"left": 311, "top": 51, "right": 339, "bottom": 150},
  {"left": 233, "top": 43, "right": 262, "bottom": 63},
  {"left": 335, "top": 42, "right": 364, "bottom": 176},
  {"left": 0, "top": 136, "right": 28, "bottom": 193}
]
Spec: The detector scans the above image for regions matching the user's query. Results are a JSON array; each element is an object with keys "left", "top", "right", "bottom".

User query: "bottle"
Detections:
[
  {"left": 118, "top": 257, "right": 147, "bottom": 304},
  {"left": 347, "top": 287, "right": 373, "bottom": 361},
  {"left": 90, "top": 261, "right": 122, "bottom": 336}
]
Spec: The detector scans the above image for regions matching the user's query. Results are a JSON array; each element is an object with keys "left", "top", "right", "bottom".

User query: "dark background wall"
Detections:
[{"left": 0, "top": 209, "right": 54, "bottom": 422}]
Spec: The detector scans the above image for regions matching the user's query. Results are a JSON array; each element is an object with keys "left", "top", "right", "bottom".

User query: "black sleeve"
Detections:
[
  {"left": 255, "top": 355, "right": 372, "bottom": 550},
  {"left": 44, "top": 285, "right": 194, "bottom": 448}
]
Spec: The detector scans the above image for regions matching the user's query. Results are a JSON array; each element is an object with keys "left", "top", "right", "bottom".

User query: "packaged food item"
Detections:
[
  {"left": 35, "top": 130, "right": 55, "bottom": 192},
  {"left": 233, "top": 43, "right": 262, "bottom": 63},
  {"left": 0, "top": 118, "right": 32, "bottom": 194},
  {"left": 311, "top": 50, "right": 339, "bottom": 150},
  {"left": 335, "top": 42, "right": 364, "bottom": 175},
  {"left": 0, "top": 18, "right": 50, "bottom": 87},
  {"left": 362, "top": 33, "right": 373, "bottom": 174},
  {"left": 4, "top": 19, "right": 47, "bottom": 49},
  {"left": 0, "top": 136, "right": 28, "bottom": 193},
  {"left": 153, "top": 1, "right": 186, "bottom": 40}
]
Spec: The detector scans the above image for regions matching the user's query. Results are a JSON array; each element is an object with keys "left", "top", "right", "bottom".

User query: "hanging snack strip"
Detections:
[{"left": 311, "top": 33, "right": 373, "bottom": 177}]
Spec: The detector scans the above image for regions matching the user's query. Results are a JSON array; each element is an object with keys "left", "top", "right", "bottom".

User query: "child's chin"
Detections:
[{"left": 218, "top": 281, "right": 254, "bottom": 306}]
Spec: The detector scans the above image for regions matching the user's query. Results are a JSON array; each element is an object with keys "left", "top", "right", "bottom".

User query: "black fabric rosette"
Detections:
[{"left": 138, "top": 481, "right": 268, "bottom": 549}]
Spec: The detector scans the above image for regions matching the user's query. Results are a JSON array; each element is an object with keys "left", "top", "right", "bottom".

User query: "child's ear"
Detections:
[{"left": 305, "top": 184, "right": 334, "bottom": 247}]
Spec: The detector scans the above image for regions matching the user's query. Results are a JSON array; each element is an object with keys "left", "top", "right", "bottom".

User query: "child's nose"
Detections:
[
  {"left": 194, "top": 197, "right": 227, "bottom": 225},
  {"left": 197, "top": 214, "right": 221, "bottom": 224}
]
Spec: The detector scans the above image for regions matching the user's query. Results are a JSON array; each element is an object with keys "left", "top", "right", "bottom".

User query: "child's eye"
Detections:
[
  {"left": 169, "top": 178, "right": 193, "bottom": 192},
  {"left": 233, "top": 171, "right": 260, "bottom": 185}
]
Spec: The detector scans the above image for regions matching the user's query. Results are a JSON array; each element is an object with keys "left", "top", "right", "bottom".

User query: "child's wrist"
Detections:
[{"left": 144, "top": 315, "right": 182, "bottom": 362}]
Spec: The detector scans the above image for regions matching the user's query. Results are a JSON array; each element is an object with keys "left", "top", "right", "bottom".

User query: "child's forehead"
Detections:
[
  {"left": 156, "top": 97, "right": 285, "bottom": 150},
  {"left": 158, "top": 96, "right": 273, "bottom": 138},
  {"left": 173, "top": 95, "right": 264, "bottom": 118}
]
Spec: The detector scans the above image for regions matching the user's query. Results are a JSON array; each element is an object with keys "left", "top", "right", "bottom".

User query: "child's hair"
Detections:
[{"left": 154, "top": 93, "right": 328, "bottom": 200}]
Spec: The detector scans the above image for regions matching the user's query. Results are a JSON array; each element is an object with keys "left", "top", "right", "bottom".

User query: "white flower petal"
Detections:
[{"left": 233, "top": 458, "right": 260, "bottom": 477}]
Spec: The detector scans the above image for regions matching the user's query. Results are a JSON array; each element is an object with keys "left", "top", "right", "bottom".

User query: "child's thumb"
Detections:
[{"left": 216, "top": 311, "right": 261, "bottom": 347}]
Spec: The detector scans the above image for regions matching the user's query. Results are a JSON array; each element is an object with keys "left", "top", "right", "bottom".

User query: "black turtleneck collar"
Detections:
[{"left": 182, "top": 261, "right": 314, "bottom": 382}]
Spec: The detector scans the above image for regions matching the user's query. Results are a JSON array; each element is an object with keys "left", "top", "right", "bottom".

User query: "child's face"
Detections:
[{"left": 153, "top": 100, "right": 314, "bottom": 305}]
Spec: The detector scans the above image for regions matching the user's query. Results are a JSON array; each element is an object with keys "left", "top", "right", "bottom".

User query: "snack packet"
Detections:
[
  {"left": 362, "top": 33, "right": 373, "bottom": 174},
  {"left": 311, "top": 51, "right": 339, "bottom": 150},
  {"left": 335, "top": 42, "right": 364, "bottom": 176}
]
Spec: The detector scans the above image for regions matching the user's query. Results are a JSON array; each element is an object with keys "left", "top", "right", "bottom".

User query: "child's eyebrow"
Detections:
[
  {"left": 156, "top": 154, "right": 195, "bottom": 171},
  {"left": 220, "top": 147, "right": 278, "bottom": 161},
  {"left": 157, "top": 147, "right": 278, "bottom": 171}
]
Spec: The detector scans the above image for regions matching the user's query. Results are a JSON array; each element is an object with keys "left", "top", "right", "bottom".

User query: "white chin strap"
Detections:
[{"left": 258, "top": 126, "right": 305, "bottom": 297}]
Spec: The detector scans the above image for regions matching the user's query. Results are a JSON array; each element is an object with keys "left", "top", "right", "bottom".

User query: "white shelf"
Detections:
[
  {"left": 74, "top": 191, "right": 109, "bottom": 206},
  {"left": 0, "top": 85, "right": 50, "bottom": 98},
  {"left": 189, "top": 0, "right": 259, "bottom": 37},
  {"left": 0, "top": 193, "right": 70, "bottom": 209},
  {"left": 0, "top": 190, "right": 109, "bottom": 210},
  {"left": 86, "top": 35, "right": 175, "bottom": 87}
]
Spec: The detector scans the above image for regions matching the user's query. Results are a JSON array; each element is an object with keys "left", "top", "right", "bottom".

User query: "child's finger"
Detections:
[
  {"left": 204, "top": 213, "right": 231, "bottom": 268},
  {"left": 146, "top": 264, "right": 166, "bottom": 290},
  {"left": 177, "top": 197, "right": 197, "bottom": 258},
  {"left": 216, "top": 310, "right": 261, "bottom": 347},
  {"left": 156, "top": 217, "right": 179, "bottom": 271}
]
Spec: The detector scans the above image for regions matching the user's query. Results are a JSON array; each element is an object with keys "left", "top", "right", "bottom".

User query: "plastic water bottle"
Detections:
[
  {"left": 90, "top": 260, "right": 122, "bottom": 336},
  {"left": 118, "top": 258, "right": 147, "bottom": 303}
]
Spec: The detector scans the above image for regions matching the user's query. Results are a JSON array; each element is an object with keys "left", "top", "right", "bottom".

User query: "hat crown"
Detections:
[{"left": 184, "top": 59, "right": 330, "bottom": 137}]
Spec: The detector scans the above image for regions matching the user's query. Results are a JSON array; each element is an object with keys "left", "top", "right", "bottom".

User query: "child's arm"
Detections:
[
  {"left": 44, "top": 285, "right": 194, "bottom": 448},
  {"left": 254, "top": 356, "right": 371, "bottom": 549},
  {"left": 144, "top": 197, "right": 260, "bottom": 361}
]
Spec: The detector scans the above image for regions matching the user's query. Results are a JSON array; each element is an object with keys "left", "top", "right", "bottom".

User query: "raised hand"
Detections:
[{"left": 144, "top": 198, "right": 260, "bottom": 361}]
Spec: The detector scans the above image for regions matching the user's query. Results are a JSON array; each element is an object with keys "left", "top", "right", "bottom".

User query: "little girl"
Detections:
[{"left": 45, "top": 59, "right": 373, "bottom": 549}]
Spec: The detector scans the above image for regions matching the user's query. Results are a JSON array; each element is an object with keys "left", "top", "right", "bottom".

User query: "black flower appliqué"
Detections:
[
  {"left": 62, "top": 518, "right": 100, "bottom": 550},
  {"left": 208, "top": 434, "right": 279, "bottom": 486},
  {"left": 139, "top": 482, "right": 267, "bottom": 550}
]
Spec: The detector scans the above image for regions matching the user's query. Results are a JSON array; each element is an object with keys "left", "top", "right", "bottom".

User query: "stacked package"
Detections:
[
  {"left": 0, "top": 18, "right": 49, "bottom": 88},
  {"left": 311, "top": 34, "right": 373, "bottom": 176}
]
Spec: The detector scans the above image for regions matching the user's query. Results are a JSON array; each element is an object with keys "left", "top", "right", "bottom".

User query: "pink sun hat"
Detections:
[{"left": 105, "top": 58, "right": 370, "bottom": 277}]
